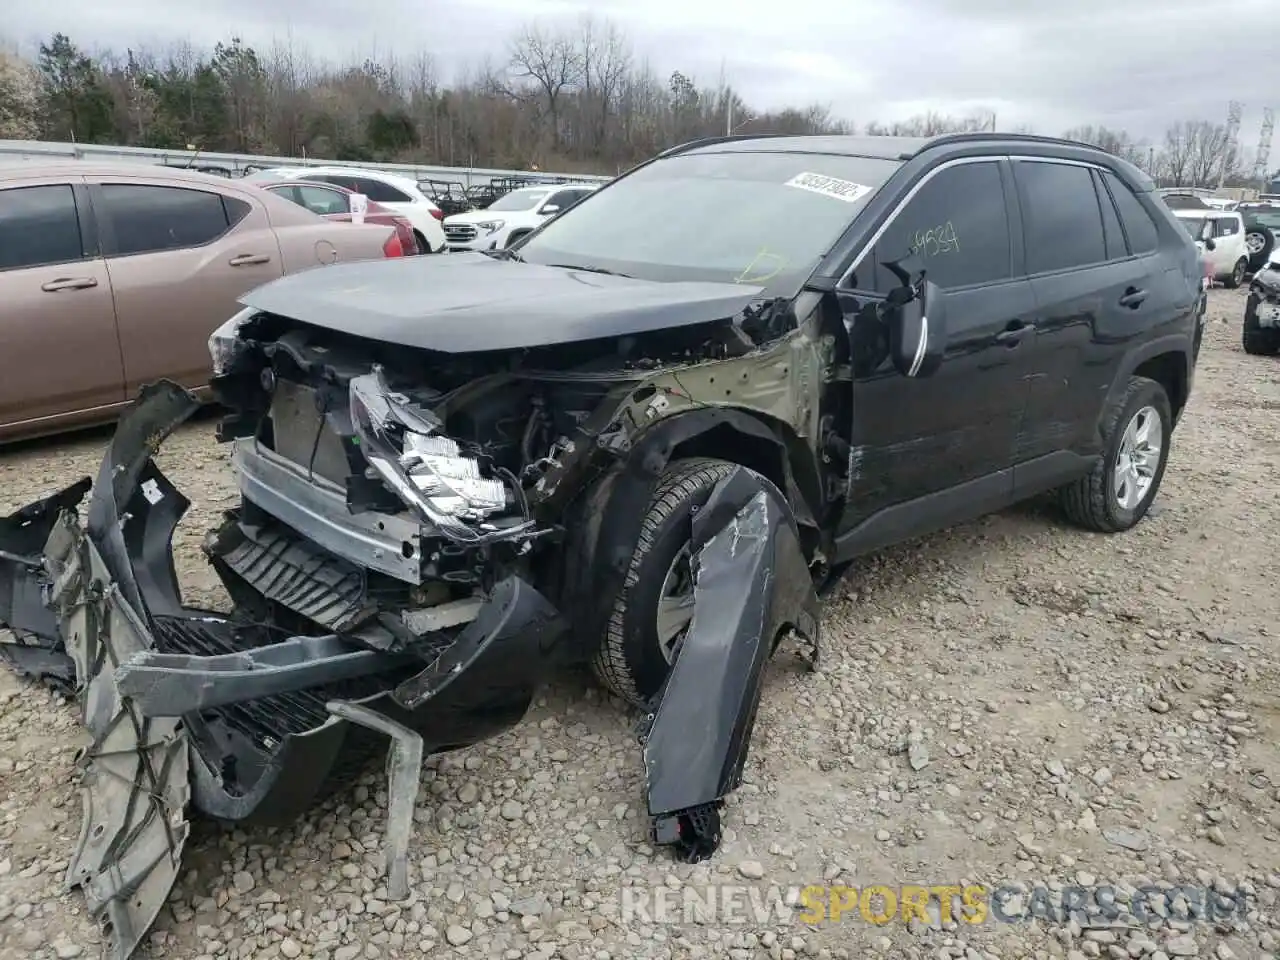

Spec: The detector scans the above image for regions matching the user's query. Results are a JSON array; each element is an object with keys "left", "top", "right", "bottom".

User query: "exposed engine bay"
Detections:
[{"left": 0, "top": 302, "right": 823, "bottom": 959}]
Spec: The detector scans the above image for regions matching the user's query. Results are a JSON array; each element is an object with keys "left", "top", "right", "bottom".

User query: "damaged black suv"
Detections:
[{"left": 0, "top": 132, "right": 1203, "bottom": 957}]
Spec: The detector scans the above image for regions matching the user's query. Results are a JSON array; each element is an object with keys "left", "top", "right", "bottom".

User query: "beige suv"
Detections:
[{"left": 0, "top": 161, "right": 403, "bottom": 443}]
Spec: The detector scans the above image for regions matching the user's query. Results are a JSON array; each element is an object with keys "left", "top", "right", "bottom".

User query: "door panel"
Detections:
[
  {"left": 837, "top": 158, "right": 1035, "bottom": 534},
  {"left": 0, "top": 181, "right": 125, "bottom": 432},
  {"left": 838, "top": 279, "right": 1037, "bottom": 530},
  {"left": 91, "top": 180, "right": 285, "bottom": 393}
]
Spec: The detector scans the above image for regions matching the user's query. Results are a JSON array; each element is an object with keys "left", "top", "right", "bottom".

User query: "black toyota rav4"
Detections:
[{"left": 0, "top": 132, "right": 1203, "bottom": 957}]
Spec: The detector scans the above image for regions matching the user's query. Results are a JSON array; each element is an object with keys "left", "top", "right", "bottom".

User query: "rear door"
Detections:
[
  {"left": 1011, "top": 159, "right": 1184, "bottom": 474},
  {"left": 0, "top": 179, "right": 125, "bottom": 434},
  {"left": 89, "top": 178, "right": 284, "bottom": 394}
]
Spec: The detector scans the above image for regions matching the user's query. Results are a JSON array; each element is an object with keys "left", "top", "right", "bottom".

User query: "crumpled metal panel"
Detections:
[
  {"left": 643, "top": 467, "right": 820, "bottom": 862},
  {"left": 43, "top": 511, "right": 190, "bottom": 960}
]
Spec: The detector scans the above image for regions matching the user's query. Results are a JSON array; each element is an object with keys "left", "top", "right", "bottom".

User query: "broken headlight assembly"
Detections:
[
  {"left": 348, "top": 366, "right": 536, "bottom": 544},
  {"left": 208, "top": 306, "right": 258, "bottom": 377}
]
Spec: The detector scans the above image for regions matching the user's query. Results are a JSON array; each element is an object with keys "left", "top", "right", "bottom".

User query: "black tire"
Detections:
[
  {"left": 1244, "top": 222, "right": 1274, "bottom": 273},
  {"left": 1058, "top": 376, "right": 1172, "bottom": 533},
  {"left": 412, "top": 229, "right": 433, "bottom": 254},
  {"left": 591, "top": 457, "right": 738, "bottom": 706},
  {"left": 1243, "top": 304, "right": 1280, "bottom": 356},
  {"left": 1224, "top": 258, "right": 1247, "bottom": 289}
]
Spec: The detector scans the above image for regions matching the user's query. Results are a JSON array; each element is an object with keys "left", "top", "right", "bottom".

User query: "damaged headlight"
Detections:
[
  {"left": 209, "top": 306, "right": 258, "bottom": 377},
  {"left": 349, "top": 367, "right": 533, "bottom": 543}
]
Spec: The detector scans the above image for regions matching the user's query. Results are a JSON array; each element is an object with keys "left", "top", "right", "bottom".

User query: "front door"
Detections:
[{"left": 836, "top": 157, "right": 1037, "bottom": 551}]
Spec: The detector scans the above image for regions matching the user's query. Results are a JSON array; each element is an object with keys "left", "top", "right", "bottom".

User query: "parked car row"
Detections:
[{"left": 0, "top": 161, "right": 411, "bottom": 442}]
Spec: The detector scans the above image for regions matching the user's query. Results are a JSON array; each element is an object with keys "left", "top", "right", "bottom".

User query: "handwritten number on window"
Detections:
[{"left": 909, "top": 221, "right": 960, "bottom": 258}]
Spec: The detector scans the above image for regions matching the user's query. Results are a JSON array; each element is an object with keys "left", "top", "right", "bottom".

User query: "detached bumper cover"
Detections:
[
  {"left": 641, "top": 467, "right": 821, "bottom": 862},
  {"left": 0, "top": 380, "right": 567, "bottom": 959}
]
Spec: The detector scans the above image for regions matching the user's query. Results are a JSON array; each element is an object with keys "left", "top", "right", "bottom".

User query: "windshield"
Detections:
[
  {"left": 1178, "top": 217, "right": 1209, "bottom": 239},
  {"left": 488, "top": 189, "right": 551, "bottom": 212},
  {"left": 514, "top": 151, "right": 903, "bottom": 295}
]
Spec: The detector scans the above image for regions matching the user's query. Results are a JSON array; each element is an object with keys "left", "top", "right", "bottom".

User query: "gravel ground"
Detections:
[{"left": 1, "top": 287, "right": 1277, "bottom": 960}]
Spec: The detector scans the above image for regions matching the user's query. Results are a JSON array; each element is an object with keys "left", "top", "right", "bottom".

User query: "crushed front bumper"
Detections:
[{"left": 0, "top": 381, "right": 567, "bottom": 960}]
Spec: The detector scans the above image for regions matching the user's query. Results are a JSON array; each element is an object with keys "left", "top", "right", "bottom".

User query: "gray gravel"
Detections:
[{"left": 2, "top": 288, "right": 1278, "bottom": 960}]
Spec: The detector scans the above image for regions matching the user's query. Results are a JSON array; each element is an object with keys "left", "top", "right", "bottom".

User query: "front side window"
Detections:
[
  {"left": 1017, "top": 161, "right": 1107, "bottom": 274},
  {"left": 99, "top": 184, "right": 232, "bottom": 256},
  {"left": 516, "top": 151, "right": 903, "bottom": 296},
  {"left": 1215, "top": 217, "right": 1239, "bottom": 237},
  {"left": 0, "top": 184, "right": 85, "bottom": 270},
  {"left": 861, "top": 161, "right": 1011, "bottom": 292}
]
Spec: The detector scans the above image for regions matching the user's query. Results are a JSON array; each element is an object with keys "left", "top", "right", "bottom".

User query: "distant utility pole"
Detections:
[
  {"left": 1252, "top": 107, "right": 1274, "bottom": 191},
  {"left": 1219, "top": 100, "right": 1243, "bottom": 190}
]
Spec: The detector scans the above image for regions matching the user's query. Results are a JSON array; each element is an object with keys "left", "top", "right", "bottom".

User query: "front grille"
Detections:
[
  {"left": 444, "top": 223, "right": 477, "bottom": 242},
  {"left": 150, "top": 615, "right": 404, "bottom": 742}
]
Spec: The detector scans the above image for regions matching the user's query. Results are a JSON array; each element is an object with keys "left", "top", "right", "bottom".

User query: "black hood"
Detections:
[{"left": 238, "top": 253, "right": 765, "bottom": 353}]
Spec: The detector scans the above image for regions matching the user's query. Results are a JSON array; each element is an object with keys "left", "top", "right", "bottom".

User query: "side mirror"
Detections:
[
  {"left": 540, "top": 204, "right": 560, "bottom": 215},
  {"left": 889, "top": 279, "right": 947, "bottom": 378},
  {"left": 1204, "top": 237, "right": 1216, "bottom": 251}
]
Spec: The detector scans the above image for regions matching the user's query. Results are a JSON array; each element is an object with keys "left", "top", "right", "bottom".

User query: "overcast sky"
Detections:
[{"left": 5, "top": 0, "right": 1277, "bottom": 148}]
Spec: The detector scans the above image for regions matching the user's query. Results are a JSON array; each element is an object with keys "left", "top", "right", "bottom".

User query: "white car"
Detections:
[
  {"left": 263, "top": 166, "right": 447, "bottom": 253},
  {"left": 443, "top": 184, "right": 599, "bottom": 252},
  {"left": 1172, "top": 208, "right": 1251, "bottom": 288}
]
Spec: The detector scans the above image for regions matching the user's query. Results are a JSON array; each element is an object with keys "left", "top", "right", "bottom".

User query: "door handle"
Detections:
[
  {"left": 1118, "top": 287, "right": 1147, "bottom": 309},
  {"left": 995, "top": 321, "right": 1034, "bottom": 346},
  {"left": 229, "top": 253, "right": 271, "bottom": 266},
  {"left": 40, "top": 277, "right": 98, "bottom": 292}
]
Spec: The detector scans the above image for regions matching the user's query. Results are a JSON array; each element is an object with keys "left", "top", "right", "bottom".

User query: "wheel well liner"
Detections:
[{"left": 1132, "top": 350, "right": 1188, "bottom": 420}]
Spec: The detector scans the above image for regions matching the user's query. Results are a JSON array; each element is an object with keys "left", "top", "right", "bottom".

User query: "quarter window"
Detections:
[
  {"left": 1017, "top": 161, "right": 1107, "bottom": 274},
  {"left": 862, "top": 161, "right": 1011, "bottom": 292},
  {"left": 1101, "top": 171, "right": 1159, "bottom": 255},
  {"left": 99, "top": 184, "right": 233, "bottom": 256},
  {"left": 0, "top": 185, "right": 84, "bottom": 270}
]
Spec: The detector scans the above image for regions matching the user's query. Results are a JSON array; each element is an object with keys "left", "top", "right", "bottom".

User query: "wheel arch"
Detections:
[
  {"left": 1101, "top": 335, "right": 1193, "bottom": 429},
  {"left": 555, "top": 407, "right": 822, "bottom": 659}
]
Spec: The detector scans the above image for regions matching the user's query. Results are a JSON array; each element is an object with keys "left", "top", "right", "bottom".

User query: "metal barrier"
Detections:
[{"left": 0, "top": 139, "right": 612, "bottom": 186}]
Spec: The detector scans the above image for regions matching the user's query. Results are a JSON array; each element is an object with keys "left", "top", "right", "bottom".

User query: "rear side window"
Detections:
[
  {"left": 1102, "top": 172, "right": 1159, "bottom": 255},
  {"left": 1017, "top": 161, "right": 1107, "bottom": 274},
  {"left": 353, "top": 177, "right": 410, "bottom": 204},
  {"left": 99, "top": 184, "right": 233, "bottom": 256},
  {"left": 0, "top": 185, "right": 84, "bottom": 270},
  {"left": 864, "top": 161, "right": 1011, "bottom": 292}
]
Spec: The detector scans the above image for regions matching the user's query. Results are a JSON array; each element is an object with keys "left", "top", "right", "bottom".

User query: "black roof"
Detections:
[{"left": 670, "top": 131, "right": 1121, "bottom": 163}]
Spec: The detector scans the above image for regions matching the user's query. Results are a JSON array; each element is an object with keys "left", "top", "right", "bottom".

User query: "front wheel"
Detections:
[
  {"left": 590, "top": 458, "right": 739, "bottom": 706},
  {"left": 1058, "top": 376, "right": 1172, "bottom": 533}
]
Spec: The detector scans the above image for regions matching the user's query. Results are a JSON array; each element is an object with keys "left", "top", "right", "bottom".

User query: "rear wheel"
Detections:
[
  {"left": 1058, "top": 376, "right": 1172, "bottom": 533},
  {"left": 1224, "top": 258, "right": 1247, "bottom": 289}
]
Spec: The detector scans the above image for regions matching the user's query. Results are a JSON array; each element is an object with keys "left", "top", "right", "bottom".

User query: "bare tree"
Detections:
[{"left": 507, "top": 23, "right": 583, "bottom": 149}]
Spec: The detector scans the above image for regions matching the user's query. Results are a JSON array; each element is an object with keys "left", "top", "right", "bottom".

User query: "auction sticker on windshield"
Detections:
[{"left": 785, "top": 172, "right": 872, "bottom": 203}]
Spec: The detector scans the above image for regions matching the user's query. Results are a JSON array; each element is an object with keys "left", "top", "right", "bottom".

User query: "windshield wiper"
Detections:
[{"left": 546, "top": 262, "right": 631, "bottom": 278}]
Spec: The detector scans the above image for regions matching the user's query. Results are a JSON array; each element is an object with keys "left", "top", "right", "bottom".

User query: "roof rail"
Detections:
[
  {"left": 658, "top": 133, "right": 796, "bottom": 159},
  {"left": 920, "top": 131, "right": 1113, "bottom": 154}
]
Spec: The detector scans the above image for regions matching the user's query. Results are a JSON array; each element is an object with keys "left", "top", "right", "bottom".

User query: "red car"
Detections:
[{"left": 255, "top": 179, "right": 420, "bottom": 255}]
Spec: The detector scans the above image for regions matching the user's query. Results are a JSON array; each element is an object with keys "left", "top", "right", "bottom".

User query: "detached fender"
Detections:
[
  {"left": 642, "top": 466, "right": 820, "bottom": 862},
  {"left": 559, "top": 408, "right": 819, "bottom": 656}
]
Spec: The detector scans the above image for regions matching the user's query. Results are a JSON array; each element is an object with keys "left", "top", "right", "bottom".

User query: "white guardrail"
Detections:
[{"left": 0, "top": 139, "right": 613, "bottom": 185}]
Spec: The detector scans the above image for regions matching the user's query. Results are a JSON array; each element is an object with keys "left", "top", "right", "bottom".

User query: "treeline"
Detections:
[{"left": 0, "top": 24, "right": 1268, "bottom": 184}]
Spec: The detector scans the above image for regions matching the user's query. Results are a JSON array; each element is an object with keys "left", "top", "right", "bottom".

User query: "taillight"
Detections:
[
  {"left": 382, "top": 233, "right": 404, "bottom": 258},
  {"left": 430, "top": 208, "right": 444, "bottom": 220}
]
